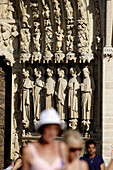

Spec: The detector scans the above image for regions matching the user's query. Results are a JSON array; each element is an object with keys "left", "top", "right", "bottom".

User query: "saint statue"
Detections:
[
  {"left": 22, "top": 69, "right": 33, "bottom": 126},
  {"left": 45, "top": 68, "right": 56, "bottom": 109},
  {"left": 34, "top": 68, "right": 45, "bottom": 121},
  {"left": 81, "top": 67, "right": 95, "bottom": 121},
  {"left": 56, "top": 68, "right": 67, "bottom": 120},
  {"left": 68, "top": 68, "right": 80, "bottom": 119}
]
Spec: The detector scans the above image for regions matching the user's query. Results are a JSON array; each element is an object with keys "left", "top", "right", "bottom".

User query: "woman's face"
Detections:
[
  {"left": 42, "top": 124, "right": 60, "bottom": 143},
  {"left": 68, "top": 139, "right": 82, "bottom": 162}
]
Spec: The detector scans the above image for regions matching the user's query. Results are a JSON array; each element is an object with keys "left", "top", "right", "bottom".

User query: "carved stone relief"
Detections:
[
  {"left": 0, "top": 0, "right": 102, "bottom": 161},
  {"left": 81, "top": 67, "right": 95, "bottom": 136},
  {"left": 77, "top": 0, "right": 94, "bottom": 63},
  {"left": 0, "top": 23, "right": 18, "bottom": 65},
  {"left": 34, "top": 67, "right": 45, "bottom": 122},
  {"left": 56, "top": 68, "right": 67, "bottom": 120},
  {"left": 68, "top": 68, "right": 80, "bottom": 119},
  {"left": 94, "top": 1, "right": 101, "bottom": 52},
  {"left": 20, "top": 0, "right": 30, "bottom": 28},
  {"left": 43, "top": 3, "right": 53, "bottom": 62},
  {"left": 45, "top": 68, "right": 56, "bottom": 109},
  {"left": 21, "top": 68, "right": 34, "bottom": 128}
]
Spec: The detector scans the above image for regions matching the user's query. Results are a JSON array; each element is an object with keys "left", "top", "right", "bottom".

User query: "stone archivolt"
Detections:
[{"left": 0, "top": 0, "right": 102, "bottom": 160}]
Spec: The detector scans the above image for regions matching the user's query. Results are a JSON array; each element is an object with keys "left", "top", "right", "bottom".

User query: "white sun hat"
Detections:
[{"left": 35, "top": 108, "right": 62, "bottom": 131}]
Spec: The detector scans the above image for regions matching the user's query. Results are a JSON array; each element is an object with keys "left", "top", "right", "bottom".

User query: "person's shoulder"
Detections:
[
  {"left": 81, "top": 160, "right": 89, "bottom": 169},
  {"left": 95, "top": 154, "right": 104, "bottom": 163},
  {"left": 23, "top": 142, "right": 35, "bottom": 155}
]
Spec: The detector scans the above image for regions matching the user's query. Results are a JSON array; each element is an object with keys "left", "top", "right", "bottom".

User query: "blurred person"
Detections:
[
  {"left": 80, "top": 140, "right": 105, "bottom": 170},
  {"left": 4, "top": 159, "right": 13, "bottom": 170},
  {"left": 63, "top": 129, "right": 88, "bottom": 170},
  {"left": 107, "top": 159, "right": 113, "bottom": 170},
  {"left": 13, "top": 157, "right": 22, "bottom": 170},
  {"left": 22, "top": 108, "right": 68, "bottom": 170},
  {"left": 13, "top": 146, "right": 23, "bottom": 170}
]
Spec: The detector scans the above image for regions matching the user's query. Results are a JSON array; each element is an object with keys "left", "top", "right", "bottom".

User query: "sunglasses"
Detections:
[{"left": 69, "top": 148, "right": 82, "bottom": 152}]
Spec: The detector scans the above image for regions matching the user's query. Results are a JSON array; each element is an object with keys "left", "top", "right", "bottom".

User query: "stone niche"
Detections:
[{"left": 0, "top": 0, "right": 103, "bottom": 162}]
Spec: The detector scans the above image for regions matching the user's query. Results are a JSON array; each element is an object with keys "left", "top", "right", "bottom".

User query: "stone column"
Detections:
[
  {"left": 102, "top": 1, "right": 113, "bottom": 166},
  {"left": 103, "top": 0, "right": 113, "bottom": 56},
  {"left": 102, "top": 58, "right": 113, "bottom": 166},
  {"left": 106, "top": 0, "right": 112, "bottom": 47}
]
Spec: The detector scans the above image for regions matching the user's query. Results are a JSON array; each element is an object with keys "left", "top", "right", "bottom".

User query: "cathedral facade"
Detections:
[{"left": 0, "top": 0, "right": 112, "bottom": 168}]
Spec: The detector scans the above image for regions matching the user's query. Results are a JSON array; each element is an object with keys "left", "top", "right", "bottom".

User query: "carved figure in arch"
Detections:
[
  {"left": 42, "top": 5, "right": 50, "bottom": 19},
  {"left": 45, "top": 28, "right": 53, "bottom": 52},
  {"left": 81, "top": 67, "right": 95, "bottom": 130},
  {"left": 66, "top": 30, "right": 74, "bottom": 52},
  {"left": 0, "top": 3, "right": 7, "bottom": 18},
  {"left": 56, "top": 68, "right": 67, "bottom": 120},
  {"left": 34, "top": 22, "right": 40, "bottom": 33},
  {"left": 30, "top": 3, "right": 40, "bottom": 21},
  {"left": 1, "top": 24, "right": 11, "bottom": 47},
  {"left": 22, "top": 69, "right": 33, "bottom": 127},
  {"left": 64, "top": 0, "right": 73, "bottom": 20},
  {"left": 78, "top": 21, "right": 89, "bottom": 53},
  {"left": 6, "top": 1, "right": 14, "bottom": 19},
  {"left": 10, "top": 25, "right": 19, "bottom": 53},
  {"left": 53, "top": 0, "right": 61, "bottom": 20},
  {"left": 45, "top": 68, "right": 56, "bottom": 109},
  {"left": 20, "top": 0, "right": 30, "bottom": 28},
  {"left": 20, "top": 29, "right": 30, "bottom": 53},
  {"left": 34, "top": 68, "right": 45, "bottom": 122},
  {"left": 1, "top": 24, "right": 18, "bottom": 53},
  {"left": 33, "top": 29, "right": 41, "bottom": 52},
  {"left": 68, "top": 68, "right": 80, "bottom": 119},
  {"left": 55, "top": 26, "right": 64, "bottom": 52},
  {"left": 78, "top": 0, "right": 87, "bottom": 20}
]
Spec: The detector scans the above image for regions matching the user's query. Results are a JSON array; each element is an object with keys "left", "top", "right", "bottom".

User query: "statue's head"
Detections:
[
  {"left": 83, "top": 67, "right": 90, "bottom": 78},
  {"left": 47, "top": 68, "right": 53, "bottom": 77}
]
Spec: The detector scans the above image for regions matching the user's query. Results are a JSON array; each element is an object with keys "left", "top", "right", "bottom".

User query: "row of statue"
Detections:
[
  {"left": 21, "top": 66, "right": 95, "bottom": 131},
  {"left": 18, "top": 0, "right": 94, "bottom": 63}
]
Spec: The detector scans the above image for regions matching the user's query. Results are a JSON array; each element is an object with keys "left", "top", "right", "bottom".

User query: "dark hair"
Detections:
[
  {"left": 86, "top": 140, "right": 96, "bottom": 149},
  {"left": 20, "top": 146, "right": 24, "bottom": 155},
  {"left": 5, "top": 159, "right": 12, "bottom": 167}
]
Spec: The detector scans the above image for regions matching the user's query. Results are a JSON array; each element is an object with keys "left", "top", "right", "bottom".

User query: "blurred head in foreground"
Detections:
[
  {"left": 63, "top": 130, "right": 82, "bottom": 162},
  {"left": 35, "top": 108, "right": 62, "bottom": 143}
]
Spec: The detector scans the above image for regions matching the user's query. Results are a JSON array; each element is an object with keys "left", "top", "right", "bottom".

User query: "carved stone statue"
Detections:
[
  {"left": 81, "top": 67, "right": 95, "bottom": 130},
  {"left": 45, "top": 68, "right": 56, "bottom": 109},
  {"left": 20, "top": 29, "right": 30, "bottom": 53},
  {"left": 56, "top": 68, "right": 67, "bottom": 120},
  {"left": 20, "top": 0, "right": 30, "bottom": 28},
  {"left": 66, "top": 30, "right": 74, "bottom": 52},
  {"left": 33, "top": 29, "right": 41, "bottom": 52},
  {"left": 34, "top": 68, "right": 45, "bottom": 121},
  {"left": 56, "top": 26, "right": 64, "bottom": 52},
  {"left": 1, "top": 24, "right": 11, "bottom": 47},
  {"left": 0, "top": 24, "right": 18, "bottom": 53},
  {"left": 64, "top": 0, "right": 73, "bottom": 21},
  {"left": 0, "top": 3, "right": 7, "bottom": 19},
  {"left": 6, "top": 2, "right": 14, "bottom": 19},
  {"left": 78, "top": 0, "right": 87, "bottom": 20},
  {"left": 22, "top": 69, "right": 34, "bottom": 127},
  {"left": 68, "top": 68, "right": 80, "bottom": 119}
]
